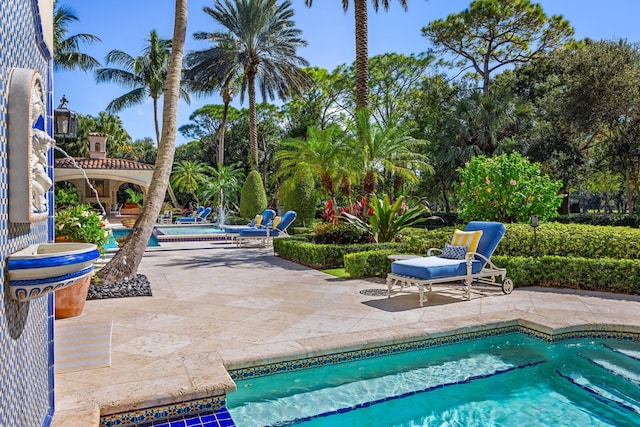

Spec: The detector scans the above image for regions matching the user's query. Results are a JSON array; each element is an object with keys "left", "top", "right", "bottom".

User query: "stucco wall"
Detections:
[{"left": 0, "top": 1, "right": 54, "bottom": 426}]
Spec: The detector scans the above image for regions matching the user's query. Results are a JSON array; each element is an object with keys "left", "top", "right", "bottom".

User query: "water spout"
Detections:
[
  {"left": 54, "top": 146, "right": 106, "bottom": 216},
  {"left": 217, "top": 188, "right": 227, "bottom": 226}
]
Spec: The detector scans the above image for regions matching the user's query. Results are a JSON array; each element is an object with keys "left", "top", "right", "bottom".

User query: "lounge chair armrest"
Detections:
[
  {"left": 466, "top": 251, "right": 500, "bottom": 269},
  {"left": 427, "top": 248, "right": 443, "bottom": 256}
]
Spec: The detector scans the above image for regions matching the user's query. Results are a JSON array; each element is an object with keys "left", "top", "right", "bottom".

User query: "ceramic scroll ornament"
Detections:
[{"left": 8, "top": 68, "right": 55, "bottom": 222}]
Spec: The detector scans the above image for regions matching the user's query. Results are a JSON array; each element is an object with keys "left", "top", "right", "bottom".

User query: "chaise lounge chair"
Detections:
[
  {"left": 176, "top": 206, "right": 209, "bottom": 224},
  {"left": 386, "top": 221, "right": 513, "bottom": 307},
  {"left": 236, "top": 210, "right": 297, "bottom": 247},
  {"left": 109, "top": 202, "right": 123, "bottom": 217},
  {"left": 224, "top": 209, "right": 276, "bottom": 241}
]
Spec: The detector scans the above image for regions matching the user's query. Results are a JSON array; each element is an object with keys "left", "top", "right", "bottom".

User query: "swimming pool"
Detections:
[
  {"left": 155, "top": 225, "right": 226, "bottom": 236},
  {"left": 227, "top": 333, "right": 640, "bottom": 426},
  {"left": 103, "top": 227, "right": 160, "bottom": 251}
]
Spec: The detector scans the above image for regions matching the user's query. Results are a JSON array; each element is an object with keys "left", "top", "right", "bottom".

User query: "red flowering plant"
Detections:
[
  {"left": 320, "top": 199, "right": 339, "bottom": 224},
  {"left": 343, "top": 194, "right": 431, "bottom": 243}
]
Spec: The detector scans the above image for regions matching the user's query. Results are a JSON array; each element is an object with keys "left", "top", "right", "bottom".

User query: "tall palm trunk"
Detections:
[
  {"left": 153, "top": 96, "right": 161, "bottom": 144},
  {"left": 354, "top": 0, "right": 369, "bottom": 111},
  {"left": 98, "top": 0, "right": 187, "bottom": 284},
  {"left": 248, "top": 70, "right": 259, "bottom": 169}
]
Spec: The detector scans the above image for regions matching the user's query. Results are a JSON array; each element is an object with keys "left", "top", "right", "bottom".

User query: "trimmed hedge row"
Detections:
[
  {"left": 343, "top": 251, "right": 640, "bottom": 294},
  {"left": 273, "top": 238, "right": 404, "bottom": 269},
  {"left": 551, "top": 214, "right": 640, "bottom": 228},
  {"left": 344, "top": 249, "right": 399, "bottom": 278},
  {"left": 400, "top": 223, "right": 640, "bottom": 259},
  {"left": 492, "top": 256, "right": 640, "bottom": 294},
  {"left": 413, "top": 212, "right": 640, "bottom": 228}
]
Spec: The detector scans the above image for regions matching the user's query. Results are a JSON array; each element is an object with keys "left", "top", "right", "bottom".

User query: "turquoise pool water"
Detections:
[
  {"left": 155, "top": 225, "right": 225, "bottom": 236},
  {"left": 104, "top": 228, "right": 160, "bottom": 250},
  {"left": 227, "top": 334, "right": 640, "bottom": 426}
]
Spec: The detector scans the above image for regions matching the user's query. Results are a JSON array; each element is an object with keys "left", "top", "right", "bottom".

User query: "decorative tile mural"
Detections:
[{"left": 0, "top": 1, "right": 54, "bottom": 426}]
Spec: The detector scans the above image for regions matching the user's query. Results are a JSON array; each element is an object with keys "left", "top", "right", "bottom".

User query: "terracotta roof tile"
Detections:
[{"left": 54, "top": 157, "right": 154, "bottom": 170}]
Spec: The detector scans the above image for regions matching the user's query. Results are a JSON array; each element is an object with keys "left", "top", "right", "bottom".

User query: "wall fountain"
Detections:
[{"left": 6, "top": 68, "right": 100, "bottom": 303}]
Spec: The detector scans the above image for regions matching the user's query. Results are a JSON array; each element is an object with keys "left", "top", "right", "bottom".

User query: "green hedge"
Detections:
[
  {"left": 277, "top": 223, "right": 640, "bottom": 294},
  {"left": 273, "top": 239, "right": 404, "bottom": 269},
  {"left": 344, "top": 251, "right": 640, "bottom": 294},
  {"left": 551, "top": 214, "right": 640, "bottom": 228},
  {"left": 493, "top": 255, "right": 640, "bottom": 294},
  {"left": 400, "top": 223, "right": 640, "bottom": 259},
  {"left": 344, "top": 249, "right": 399, "bottom": 278}
]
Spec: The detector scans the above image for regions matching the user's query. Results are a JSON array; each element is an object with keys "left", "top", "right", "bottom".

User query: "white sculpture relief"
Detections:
[
  {"left": 31, "top": 129, "right": 54, "bottom": 212},
  {"left": 8, "top": 68, "right": 53, "bottom": 222},
  {"left": 28, "top": 75, "right": 55, "bottom": 213}
]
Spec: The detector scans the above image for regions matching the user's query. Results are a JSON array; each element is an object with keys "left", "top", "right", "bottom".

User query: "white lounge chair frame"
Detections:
[{"left": 386, "top": 247, "right": 513, "bottom": 307}]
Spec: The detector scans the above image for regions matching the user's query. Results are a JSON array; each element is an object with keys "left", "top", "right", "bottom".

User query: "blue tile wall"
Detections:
[{"left": 0, "top": 1, "right": 54, "bottom": 427}]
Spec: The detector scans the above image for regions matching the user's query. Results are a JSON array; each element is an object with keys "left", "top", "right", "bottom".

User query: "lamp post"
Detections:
[
  {"left": 530, "top": 215, "right": 539, "bottom": 257},
  {"left": 54, "top": 95, "right": 78, "bottom": 142}
]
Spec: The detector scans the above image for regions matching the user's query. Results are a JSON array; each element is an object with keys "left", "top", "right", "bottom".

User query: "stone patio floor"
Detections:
[{"left": 51, "top": 241, "right": 640, "bottom": 426}]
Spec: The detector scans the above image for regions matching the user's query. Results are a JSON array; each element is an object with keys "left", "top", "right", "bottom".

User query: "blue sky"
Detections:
[{"left": 55, "top": 0, "right": 640, "bottom": 146}]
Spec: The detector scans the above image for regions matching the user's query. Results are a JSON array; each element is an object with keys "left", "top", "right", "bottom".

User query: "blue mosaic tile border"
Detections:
[
  {"left": 228, "top": 326, "right": 640, "bottom": 381},
  {"left": 100, "top": 395, "right": 227, "bottom": 427},
  {"left": 0, "top": 1, "right": 54, "bottom": 427},
  {"left": 155, "top": 235, "right": 227, "bottom": 243}
]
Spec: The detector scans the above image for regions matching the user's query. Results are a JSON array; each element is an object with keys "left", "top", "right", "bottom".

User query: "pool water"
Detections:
[
  {"left": 227, "top": 334, "right": 640, "bottom": 426},
  {"left": 155, "top": 225, "right": 225, "bottom": 236},
  {"left": 104, "top": 228, "right": 160, "bottom": 250}
]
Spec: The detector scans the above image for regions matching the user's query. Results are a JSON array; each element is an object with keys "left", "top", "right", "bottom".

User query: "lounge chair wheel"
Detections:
[{"left": 502, "top": 278, "right": 514, "bottom": 294}]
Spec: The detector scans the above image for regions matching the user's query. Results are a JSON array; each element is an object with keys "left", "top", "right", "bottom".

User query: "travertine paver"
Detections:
[{"left": 51, "top": 241, "right": 640, "bottom": 426}]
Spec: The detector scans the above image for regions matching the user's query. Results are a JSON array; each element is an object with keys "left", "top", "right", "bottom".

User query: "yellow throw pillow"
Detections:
[
  {"left": 255, "top": 214, "right": 263, "bottom": 226},
  {"left": 451, "top": 229, "right": 483, "bottom": 253},
  {"left": 272, "top": 216, "right": 282, "bottom": 229}
]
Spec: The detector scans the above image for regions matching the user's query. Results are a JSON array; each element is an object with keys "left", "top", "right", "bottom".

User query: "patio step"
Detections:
[{"left": 229, "top": 353, "right": 543, "bottom": 427}]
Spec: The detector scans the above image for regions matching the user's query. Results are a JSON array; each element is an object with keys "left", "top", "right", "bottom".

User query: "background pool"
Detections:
[
  {"left": 155, "top": 225, "right": 225, "bottom": 236},
  {"left": 104, "top": 228, "right": 160, "bottom": 250}
]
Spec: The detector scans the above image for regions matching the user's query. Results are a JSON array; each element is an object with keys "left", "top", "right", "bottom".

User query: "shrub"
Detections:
[
  {"left": 551, "top": 214, "right": 640, "bottom": 228},
  {"left": 239, "top": 170, "right": 267, "bottom": 218},
  {"left": 280, "top": 166, "right": 317, "bottom": 227},
  {"left": 313, "top": 223, "right": 373, "bottom": 244},
  {"left": 399, "top": 223, "right": 640, "bottom": 260},
  {"left": 55, "top": 204, "right": 112, "bottom": 251},
  {"left": 273, "top": 238, "right": 404, "bottom": 269},
  {"left": 344, "top": 249, "right": 398, "bottom": 278},
  {"left": 493, "top": 256, "right": 640, "bottom": 294},
  {"left": 455, "top": 153, "right": 563, "bottom": 223},
  {"left": 344, "top": 194, "right": 430, "bottom": 243}
]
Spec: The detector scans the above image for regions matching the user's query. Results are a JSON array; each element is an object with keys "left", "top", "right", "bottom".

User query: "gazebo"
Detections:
[{"left": 53, "top": 133, "right": 154, "bottom": 214}]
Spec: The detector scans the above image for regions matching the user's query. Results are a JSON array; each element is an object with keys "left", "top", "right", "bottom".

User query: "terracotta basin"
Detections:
[{"left": 7, "top": 242, "right": 100, "bottom": 301}]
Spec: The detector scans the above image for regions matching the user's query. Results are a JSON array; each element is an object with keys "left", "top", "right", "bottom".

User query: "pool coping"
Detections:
[{"left": 97, "top": 316, "right": 640, "bottom": 427}]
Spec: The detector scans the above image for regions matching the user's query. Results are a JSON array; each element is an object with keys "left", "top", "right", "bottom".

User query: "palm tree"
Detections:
[
  {"left": 197, "top": 164, "right": 245, "bottom": 210},
  {"left": 304, "top": 0, "right": 408, "bottom": 114},
  {"left": 188, "top": 0, "right": 313, "bottom": 169},
  {"left": 185, "top": 40, "right": 241, "bottom": 167},
  {"left": 95, "top": 29, "right": 190, "bottom": 144},
  {"left": 53, "top": 3, "right": 101, "bottom": 72},
  {"left": 97, "top": 0, "right": 188, "bottom": 285},
  {"left": 170, "top": 160, "right": 211, "bottom": 205},
  {"left": 276, "top": 125, "right": 347, "bottom": 198},
  {"left": 350, "top": 110, "right": 429, "bottom": 196}
]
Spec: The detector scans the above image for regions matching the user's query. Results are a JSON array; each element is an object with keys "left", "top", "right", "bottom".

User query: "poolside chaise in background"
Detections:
[
  {"left": 176, "top": 205, "right": 204, "bottom": 223},
  {"left": 236, "top": 210, "right": 297, "bottom": 247},
  {"left": 176, "top": 206, "right": 212, "bottom": 224},
  {"left": 224, "top": 209, "right": 276, "bottom": 241},
  {"left": 109, "top": 202, "right": 123, "bottom": 217},
  {"left": 386, "top": 221, "right": 513, "bottom": 306},
  {"left": 157, "top": 209, "right": 173, "bottom": 224}
]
